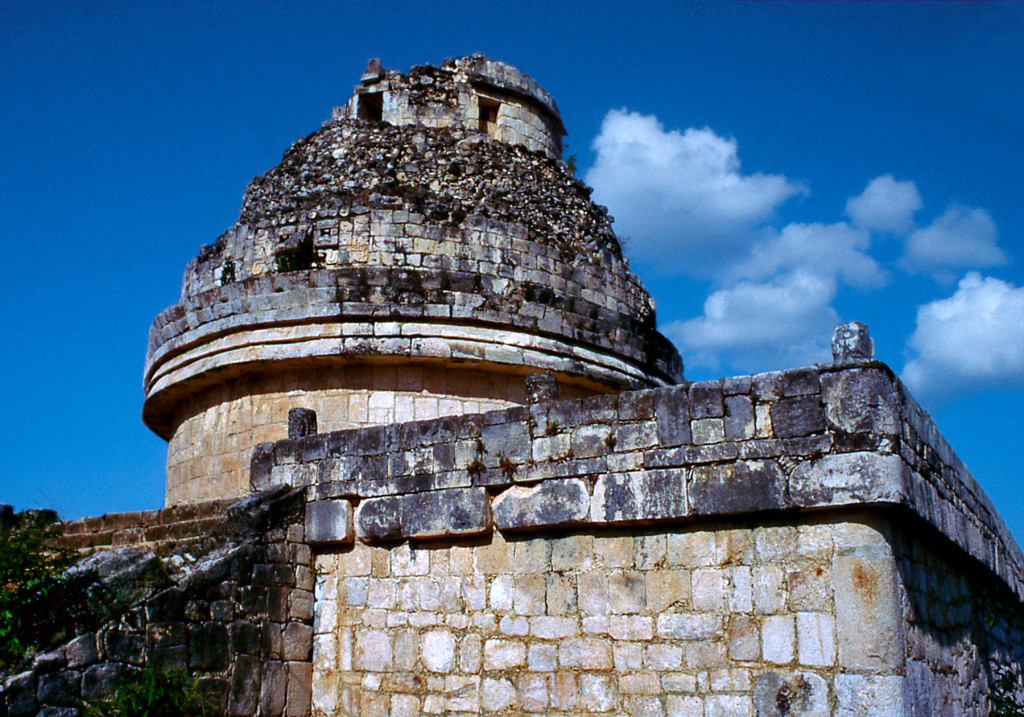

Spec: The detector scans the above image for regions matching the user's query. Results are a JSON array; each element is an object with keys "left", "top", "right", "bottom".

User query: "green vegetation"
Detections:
[
  {"left": 990, "top": 662, "right": 1024, "bottom": 716},
  {"left": 82, "top": 667, "right": 208, "bottom": 717},
  {"left": 0, "top": 512, "right": 80, "bottom": 668}
]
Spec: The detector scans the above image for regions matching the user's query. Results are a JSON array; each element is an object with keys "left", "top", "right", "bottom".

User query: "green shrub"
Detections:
[
  {"left": 83, "top": 667, "right": 208, "bottom": 717},
  {"left": 991, "top": 662, "right": 1024, "bottom": 717},
  {"left": 0, "top": 511, "right": 78, "bottom": 667}
]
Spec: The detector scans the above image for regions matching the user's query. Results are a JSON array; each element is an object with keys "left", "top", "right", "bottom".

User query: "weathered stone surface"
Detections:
[
  {"left": 65, "top": 634, "right": 98, "bottom": 669},
  {"left": 688, "top": 460, "right": 787, "bottom": 515},
  {"left": 790, "top": 452, "right": 905, "bottom": 507},
  {"left": 834, "top": 554, "right": 902, "bottom": 671},
  {"left": 591, "top": 471, "right": 687, "bottom": 524},
  {"left": 81, "top": 663, "right": 130, "bottom": 701},
  {"left": 832, "top": 321, "right": 874, "bottom": 362},
  {"left": 723, "top": 394, "right": 754, "bottom": 441},
  {"left": 820, "top": 368, "right": 899, "bottom": 439},
  {"left": 356, "top": 487, "right": 491, "bottom": 540},
  {"left": 492, "top": 479, "right": 589, "bottom": 531},
  {"left": 288, "top": 407, "right": 318, "bottom": 439},
  {"left": 753, "top": 671, "right": 829, "bottom": 717},
  {"left": 35, "top": 671, "right": 79, "bottom": 707},
  {"left": 260, "top": 661, "right": 287, "bottom": 715},
  {"left": 835, "top": 674, "right": 904, "bottom": 716},
  {"left": 305, "top": 499, "right": 354, "bottom": 544},
  {"left": 525, "top": 372, "right": 558, "bottom": 404},
  {"left": 654, "top": 387, "right": 691, "bottom": 446},
  {"left": 227, "top": 655, "right": 260, "bottom": 716},
  {"left": 769, "top": 396, "right": 824, "bottom": 438}
]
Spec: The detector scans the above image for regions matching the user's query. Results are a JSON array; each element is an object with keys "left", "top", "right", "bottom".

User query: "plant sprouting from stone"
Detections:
[{"left": 82, "top": 666, "right": 209, "bottom": 717}]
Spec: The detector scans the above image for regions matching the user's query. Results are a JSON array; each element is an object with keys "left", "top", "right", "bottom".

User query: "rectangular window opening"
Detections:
[
  {"left": 358, "top": 92, "right": 384, "bottom": 122},
  {"left": 478, "top": 97, "right": 500, "bottom": 137}
]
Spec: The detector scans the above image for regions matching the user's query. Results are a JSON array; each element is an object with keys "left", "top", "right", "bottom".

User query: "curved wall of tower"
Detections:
[{"left": 144, "top": 57, "right": 683, "bottom": 505}]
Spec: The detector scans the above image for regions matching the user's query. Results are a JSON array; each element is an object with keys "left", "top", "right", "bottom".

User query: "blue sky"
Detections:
[{"left": 2, "top": 1, "right": 1022, "bottom": 542}]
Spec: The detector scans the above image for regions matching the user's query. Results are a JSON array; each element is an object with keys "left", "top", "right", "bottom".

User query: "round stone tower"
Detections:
[{"left": 143, "top": 55, "right": 683, "bottom": 506}]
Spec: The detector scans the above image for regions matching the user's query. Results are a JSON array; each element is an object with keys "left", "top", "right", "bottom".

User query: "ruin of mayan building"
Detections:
[{"left": 4, "top": 55, "right": 1024, "bottom": 716}]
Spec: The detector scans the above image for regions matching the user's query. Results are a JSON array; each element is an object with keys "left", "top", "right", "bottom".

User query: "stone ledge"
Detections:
[{"left": 257, "top": 362, "right": 1023, "bottom": 600}]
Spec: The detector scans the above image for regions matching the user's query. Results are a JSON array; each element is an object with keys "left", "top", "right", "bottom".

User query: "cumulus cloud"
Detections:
[
  {"left": 903, "top": 273, "right": 1024, "bottom": 397},
  {"left": 730, "top": 221, "right": 888, "bottom": 289},
  {"left": 586, "top": 109, "right": 804, "bottom": 272},
  {"left": 845, "top": 175, "right": 923, "bottom": 235},
  {"left": 900, "top": 205, "right": 1007, "bottom": 281},
  {"left": 665, "top": 271, "right": 837, "bottom": 371}
]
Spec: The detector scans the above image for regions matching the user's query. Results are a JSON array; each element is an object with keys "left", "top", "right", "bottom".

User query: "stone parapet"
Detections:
[
  {"left": 256, "top": 362, "right": 1024, "bottom": 601},
  {"left": 59, "top": 498, "right": 237, "bottom": 554}
]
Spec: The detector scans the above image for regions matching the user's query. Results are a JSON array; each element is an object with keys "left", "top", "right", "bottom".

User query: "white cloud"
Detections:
[
  {"left": 730, "top": 221, "right": 888, "bottom": 290},
  {"left": 666, "top": 271, "right": 836, "bottom": 372},
  {"left": 586, "top": 109, "right": 804, "bottom": 272},
  {"left": 903, "top": 272, "right": 1024, "bottom": 397},
  {"left": 845, "top": 175, "right": 922, "bottom": 235},
  {"left": 900, "top": 205, "right": 1007, "bottom": 281}
]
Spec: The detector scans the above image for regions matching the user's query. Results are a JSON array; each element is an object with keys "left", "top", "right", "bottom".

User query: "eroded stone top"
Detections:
[{"left": 335, "top": 54, "right": 565, "bottom": 158}]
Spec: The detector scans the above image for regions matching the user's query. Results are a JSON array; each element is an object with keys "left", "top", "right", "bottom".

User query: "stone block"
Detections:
[
  {"left": 835, "top": 674, "right": 905, "bottom": 716},
  {"left": 688, "top": 460, "right": 787, "bottom": 515},
  {"left": 287, "top": 407, "right": 317, "bottom": 439},
  {"left": 421, "top": 630, "right": 456, "bottom": 672},
  {"left": 305, "top": 499, "right": 354, "bottom": 544},
  {"left": 285, "top": 661, "right": 312, "bottom": 716},
  {"left": 820, "top": 368, "right": 899, "bottom": 439},
  {"left": 5, "top": 670, "right": 37, "bottom": 715},
  {"left": 36, "top": 671, "right": 80, "bottom": 707},
  {"left": 790, "top": 452, "right": 905, "bottom": 507},
  {"left": 356, "top": 488, "right": 491, "bottom": 541},
  {"left": 769, "top": 396, "right": 824, "bottom": 438},
  {"left": 492, "top": 479, "right": 589, "bottom": 531},
  {"left": 689, "top": 380, "right": 724, "bottom": 418},
  {"left": 250, "top": 443, "right": 276, "bottom": 491},
  {"left": 260, "top": 661, "right": 287, "bottom": 715},
  {"left": 65, "top": 634, "right": 98, "bottom": 669},
  {"left": 656, "top": 613, "right": 722, "bottom": 640},
  {"left": 227, "top": 655, "right": 260, "bottom": 716},
  {"left": 797, "top": 612, "right": 836, "bottom": 667},
  {"left": 753, "top": 671, "right": 829, "bottom": 717},
  {"left": 835, "top": 554, "right": 903, "bottom": 671},
  {"left": 480, "top": 420, "right": 530, "bottom": 462},
  {"left": 591, "top": 471, "right": 687, "bottom": 524},
  {"left": 654, "top": 387, "right": 691, "bottom": 446},
  {"left": 723, "top": 395, "right": 755, "bottom": 440}
]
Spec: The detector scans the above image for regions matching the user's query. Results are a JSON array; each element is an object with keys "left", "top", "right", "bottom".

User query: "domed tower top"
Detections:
[
  {"left": 144, "top": 55, "right": 681, "bottom": 506},
  {"left": 334, "top": 54, "right": 566, "bottom": 158}
]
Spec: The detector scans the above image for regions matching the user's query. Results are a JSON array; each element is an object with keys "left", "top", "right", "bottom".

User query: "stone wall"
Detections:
[
  {"left": 310, "top": 514, "right": 912, "bottom": 716},
  {"left": 161, "top": 365, "right": 595, "bottom": 506},
  {"left": 1, "top": 489, "right": 313, "bottom": 717},
  {"left": 336, "top": 56, "right": 565, "bottom": 158},
  {"left": 253, "top": 361, "right": 1024, "bottom": 715}
]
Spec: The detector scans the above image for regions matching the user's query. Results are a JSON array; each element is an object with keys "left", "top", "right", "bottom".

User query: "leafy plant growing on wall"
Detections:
[
  {"left": 0, "top": 513, "right": 124, "bottom": 670},
  {"left": 0, "top": 511, "right": 78, "bottom": 667},
  {"left": 990, "top": 662, "right": 1024, "bottom": 716},
  {"left": 82, "top": 666, "right": 209, "bottom": 717}
]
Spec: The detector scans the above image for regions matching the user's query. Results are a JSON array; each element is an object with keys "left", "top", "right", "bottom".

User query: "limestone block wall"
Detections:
[
  {"left": 254, "top": 361, "right": 1024, "bottom": 715},
  {"left": 164, "top": 365, "right": 591, "bottom": 506},
  {"left": 311, "top": 515, "right": 912, "bottom": 716}
]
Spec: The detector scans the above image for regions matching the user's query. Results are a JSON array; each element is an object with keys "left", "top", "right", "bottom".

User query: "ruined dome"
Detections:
[{"left": 144, "top": 56, "right": 683, "bottom": 505}]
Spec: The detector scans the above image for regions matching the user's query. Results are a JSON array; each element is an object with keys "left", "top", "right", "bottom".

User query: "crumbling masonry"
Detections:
[{"left": 3, "top": 55, "right": 1023, "bottom": 716}]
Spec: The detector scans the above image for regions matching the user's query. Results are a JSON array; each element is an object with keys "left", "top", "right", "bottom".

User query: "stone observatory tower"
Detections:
[{"left": 143, "top": 55, "right": 683, "bottom": 506}]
